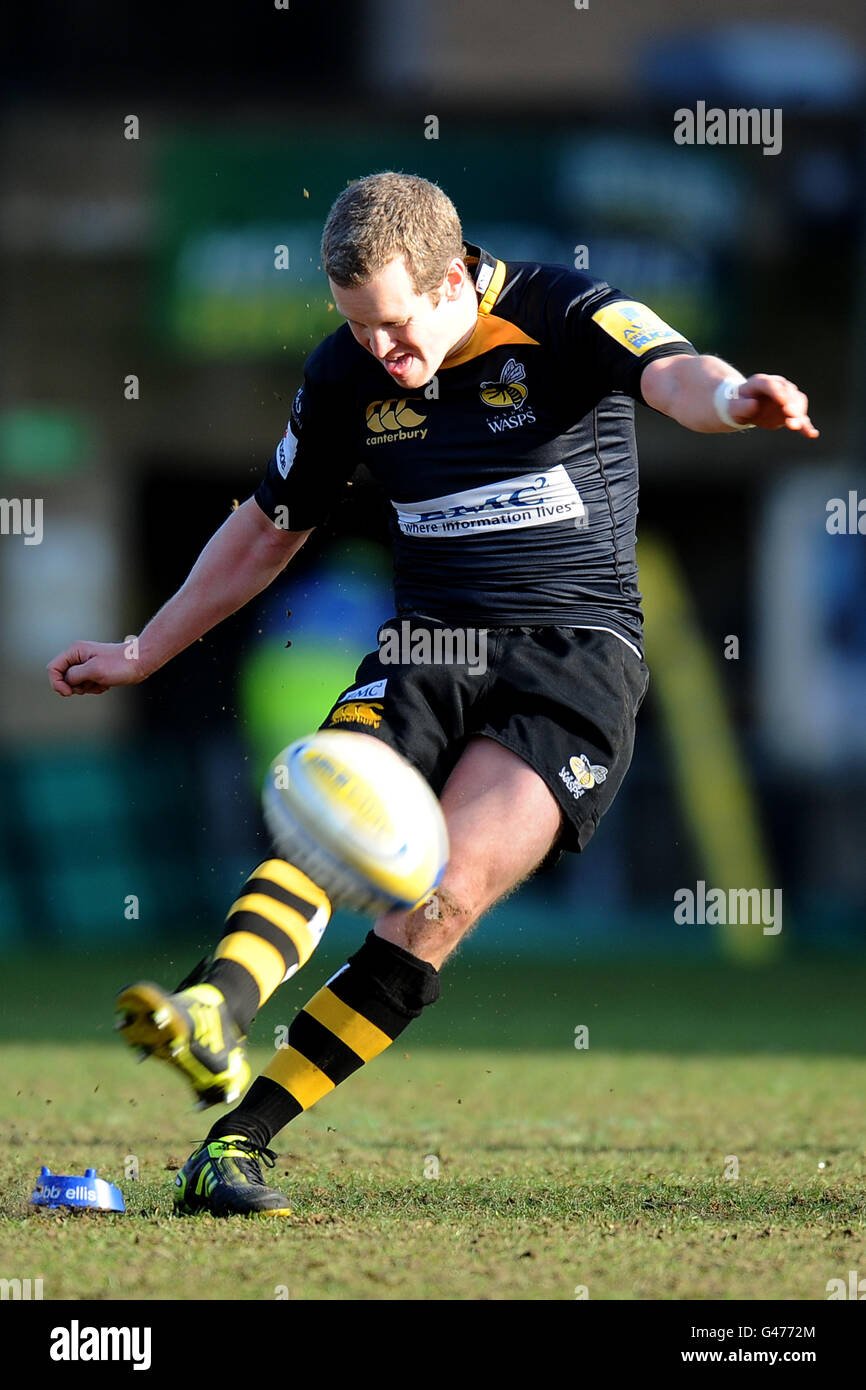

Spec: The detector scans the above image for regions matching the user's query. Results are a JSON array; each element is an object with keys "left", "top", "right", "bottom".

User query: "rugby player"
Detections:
[{"left": 47, "top": 172, "right": 818, "bottom": 1216}]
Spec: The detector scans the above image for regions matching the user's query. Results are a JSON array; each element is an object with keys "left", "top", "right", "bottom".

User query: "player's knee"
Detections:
[
  {"left": 388, "top": 865, "right": 489, "bottom": 938},
  {"left": 375, "top": 881, "right": 478, "bottom": 960},
  {"left": 417, "top": 882, "right": 476, "bottom": 934},
  {"left": 437, "top": 858, "right": 518, "bottom": 926}
]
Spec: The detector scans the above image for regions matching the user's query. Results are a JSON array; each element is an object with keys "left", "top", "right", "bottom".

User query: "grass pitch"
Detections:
[{"left": 1, "top": 950, "right": 864, "bottom": 1300}]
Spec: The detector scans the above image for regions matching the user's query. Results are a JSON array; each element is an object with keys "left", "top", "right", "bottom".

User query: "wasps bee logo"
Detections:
[
  {"left": 366, "top": 399, "right": 427, "bottom": 433},
  {"left": 480, "top": 358, "right": 529, "bottom": 408},
  {"left": 569, "top": 754, "right": 608, "bottom": 790}
]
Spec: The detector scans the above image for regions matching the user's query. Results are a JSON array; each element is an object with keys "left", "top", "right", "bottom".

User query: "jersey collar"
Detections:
[{"left": 464, "top": 242, "right": 507, "bottom": 316}]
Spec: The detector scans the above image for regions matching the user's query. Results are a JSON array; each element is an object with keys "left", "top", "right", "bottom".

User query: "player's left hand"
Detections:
[{"left": 729, "top": 374, "right": 819, "bottom": 437}]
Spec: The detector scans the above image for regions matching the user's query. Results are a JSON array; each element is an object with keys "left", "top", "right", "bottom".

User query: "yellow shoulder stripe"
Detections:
[
  {"left": 478, "top": 258, "right": 506, "bottom": 315},
  {"left": 441, "top": 313, "right": 539, "bottom": 370}
]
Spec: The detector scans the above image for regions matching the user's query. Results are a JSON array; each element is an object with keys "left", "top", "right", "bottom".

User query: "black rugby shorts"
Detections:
[{"left": 319, "top": 617, "right": 649, "bottom": 853}]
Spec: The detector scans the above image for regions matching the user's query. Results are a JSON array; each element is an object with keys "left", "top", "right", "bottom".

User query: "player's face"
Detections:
[{"left": 329, "top": 255, "right": 477, "bottom": 390}]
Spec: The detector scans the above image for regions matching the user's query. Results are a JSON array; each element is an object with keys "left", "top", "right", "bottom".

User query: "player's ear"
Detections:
[{"left": 442, "top": 257, "right": 467, "bottom": 299}]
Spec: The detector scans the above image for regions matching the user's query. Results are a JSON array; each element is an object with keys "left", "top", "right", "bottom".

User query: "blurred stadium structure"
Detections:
[{"left": 1, "top": 0, "right": 865, "bottom": 959}]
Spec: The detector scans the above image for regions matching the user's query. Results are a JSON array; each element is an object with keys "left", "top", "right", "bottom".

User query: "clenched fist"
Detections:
[{"left": 47, "top": 640, "right": 147, "bottom": 696}]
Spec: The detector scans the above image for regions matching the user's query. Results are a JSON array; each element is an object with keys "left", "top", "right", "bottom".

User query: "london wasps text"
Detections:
[{"left": 486, "top": 407, "right": 536, "bottom": 434}]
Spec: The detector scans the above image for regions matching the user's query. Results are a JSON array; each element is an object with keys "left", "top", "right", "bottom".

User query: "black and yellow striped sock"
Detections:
[
  {"left": 201, "top": 859, "right": 331, "bottom": 1034},
  {"left": 208, "top": 931, "right": 440, "bottom": 1149}
]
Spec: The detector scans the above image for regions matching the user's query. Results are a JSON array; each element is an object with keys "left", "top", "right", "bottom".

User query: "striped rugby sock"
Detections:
[
  {"left": 208, "top": 931, "right": 440, "bottom": 1149},
  {"left": 202, "top": 859, "right": 331, "bottom": 1034}
]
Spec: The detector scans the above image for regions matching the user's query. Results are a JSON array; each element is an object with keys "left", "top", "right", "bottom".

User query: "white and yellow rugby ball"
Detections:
[{"left": 262, "top": 730, "right": 448, "bottom": 916}]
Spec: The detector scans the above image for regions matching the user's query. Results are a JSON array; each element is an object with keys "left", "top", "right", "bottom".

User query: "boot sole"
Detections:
[{"left": 115, "top": 981, "right": 247, "bottom": 1107}]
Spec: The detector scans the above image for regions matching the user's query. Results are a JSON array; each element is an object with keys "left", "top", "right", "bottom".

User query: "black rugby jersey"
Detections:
[{"left": 254, "top": 244, "right": 697, "bottom": 655}]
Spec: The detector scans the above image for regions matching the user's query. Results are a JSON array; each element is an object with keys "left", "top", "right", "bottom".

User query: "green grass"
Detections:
[{"left": 1, "top": 953, "right": 865, "bottom": 1300}]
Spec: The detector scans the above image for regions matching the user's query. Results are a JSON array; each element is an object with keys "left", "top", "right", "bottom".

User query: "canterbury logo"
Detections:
[
  {"left": 480, "top": 358, "right": 528, "bottom": 408},
  {"left": 189, "top": 1002, "right": 225, "bottom": 1054},
  {"left": 328, "top": 701, "right": 383, "bottom": 729},
  {"left": 366, "top": 399, "right": 427, "bottom": 432}
]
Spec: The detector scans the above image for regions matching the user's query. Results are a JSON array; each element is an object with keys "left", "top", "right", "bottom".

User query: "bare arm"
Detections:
[
  {"left": 640, "top": 353, "right": 819, "bottom": 437},
  {"left": 48, "top": 497, "right": 311, "bottom": 696}
]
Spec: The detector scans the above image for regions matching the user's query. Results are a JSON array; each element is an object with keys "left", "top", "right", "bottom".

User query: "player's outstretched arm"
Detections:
[
  {"left": 640, "top": 353, "right": 819, "bottom": 438},
  {"left": 47, "top": 498, "right": 311, "bottom": 696}
]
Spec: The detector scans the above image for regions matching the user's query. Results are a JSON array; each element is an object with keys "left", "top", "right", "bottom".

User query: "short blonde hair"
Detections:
[{"left": 321, "top": 172, "right": 464, "bottom": 296}]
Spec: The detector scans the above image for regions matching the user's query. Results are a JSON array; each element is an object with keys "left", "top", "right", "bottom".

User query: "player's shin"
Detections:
[
  {"left": 206, "top": 930, "right": 440, "bottom": 1149},
  {"left": 201, "top": 858, "right": 332, "bottom": 1034}
]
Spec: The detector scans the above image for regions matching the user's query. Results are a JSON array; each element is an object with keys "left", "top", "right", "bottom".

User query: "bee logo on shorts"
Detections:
[
  {"left": 480, "top": 358, "right": 529, "bottom": 409},
  {"left": 558, "top": 753, "right": 609, "bottom": 800},
  {"left": 570, "top": 754, "right": 608, "bottom": 789}
]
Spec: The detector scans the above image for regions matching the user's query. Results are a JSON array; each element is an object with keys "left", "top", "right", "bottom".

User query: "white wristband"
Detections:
[{"left": 713, "top": 376, "right": 755, "bottom": 430}]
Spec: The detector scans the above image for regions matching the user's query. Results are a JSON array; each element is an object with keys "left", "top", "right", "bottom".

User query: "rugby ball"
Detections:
[{"left": 262, "top": 730, "right": 448, "bottom": 916}]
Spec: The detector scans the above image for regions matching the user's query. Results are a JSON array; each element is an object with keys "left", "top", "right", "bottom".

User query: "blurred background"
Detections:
[{"left": 2, "top": 0, "right": 865, "bottom": 982}]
